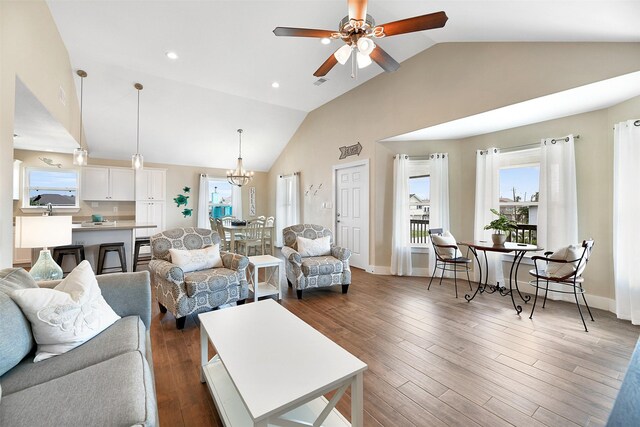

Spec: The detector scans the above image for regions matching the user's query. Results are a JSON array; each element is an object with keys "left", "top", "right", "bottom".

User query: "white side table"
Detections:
[{"left": 247, "top": 255, "right": 284, "bottom": 302}]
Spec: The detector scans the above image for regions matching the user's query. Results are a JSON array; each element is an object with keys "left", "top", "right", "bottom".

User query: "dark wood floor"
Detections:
[{"left": 150, "top": 267, "right": 639, "bottom": 427}]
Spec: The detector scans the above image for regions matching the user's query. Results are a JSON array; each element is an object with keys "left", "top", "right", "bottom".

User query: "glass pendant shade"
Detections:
[
  {"left": 357, "top": 37, "right": 375, "bottom": 55},
  {"left": 73, "top": 147, "right": 88, "bottom": 166},
  {"left": 334, "top": 44, "right": 353, "bottom": 65},
  {"left": 132, "top": 153, "right": 144, "bottom": 170},
  {"left": 357, "top": 51, "right": 372, "bottom": 69}
]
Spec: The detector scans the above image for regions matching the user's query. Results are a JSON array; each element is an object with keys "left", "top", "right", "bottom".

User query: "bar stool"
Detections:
[
  {"left": 52, "top": 245, "right": 86, "bottom": 277},
  {"left": 133, "top": 238, "right": 151, "bottom": 272},
  {"left": 97, "top": 242, "right": 127, "bottom": 275}
]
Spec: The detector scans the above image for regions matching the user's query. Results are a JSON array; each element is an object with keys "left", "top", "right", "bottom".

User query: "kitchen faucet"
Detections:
[{"left": 44, "top": 203, "right": 53, "bottom": 216}]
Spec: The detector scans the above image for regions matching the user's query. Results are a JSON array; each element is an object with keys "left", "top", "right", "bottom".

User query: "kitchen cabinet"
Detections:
[
  {"left": 135, "top": 168, "right": 166, "bottom": 201},
  {"left": 82, "top": 166, "right": 134, "bottom": 201},
  {"left": 135, "top": 201, "right": 165, "bottom": 238}
]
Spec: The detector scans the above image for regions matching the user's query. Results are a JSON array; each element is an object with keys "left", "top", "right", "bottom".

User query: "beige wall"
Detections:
[
  {"left": 12, "top": 150, "right": 269, "bottom": 230},
  {"left": 267, "top": 42, "right": 640, "bottom": 301},
  {"left": 1, "top": 1, "right": 81, "bottom": 267}
]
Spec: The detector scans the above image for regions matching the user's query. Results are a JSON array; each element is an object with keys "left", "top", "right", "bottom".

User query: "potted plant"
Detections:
[{"left": 484, "top": 208, "right": 518, "bottom": 245}]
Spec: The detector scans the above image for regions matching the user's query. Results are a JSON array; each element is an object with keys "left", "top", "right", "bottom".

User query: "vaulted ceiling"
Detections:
[{"left": 45, "top": 1, "right": 640, "bottom": 171}]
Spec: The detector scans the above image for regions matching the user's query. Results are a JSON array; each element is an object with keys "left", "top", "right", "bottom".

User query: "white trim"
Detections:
[
  {"left": 19, "top": 206, "right": 81, "bottom": 214},
  {"left": 370, "top": 265, "right": 430, "bottom": 277},
  {"left": 411, "top": 246, "right": 430, "bottom": 254},
  {"left": 332, "top": 159, "right": 370, "bottom": 270}
]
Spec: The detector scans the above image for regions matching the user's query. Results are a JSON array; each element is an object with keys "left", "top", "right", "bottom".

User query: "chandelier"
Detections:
[{"left": 227, "top": 129, "right": 254, "bottom": 187}]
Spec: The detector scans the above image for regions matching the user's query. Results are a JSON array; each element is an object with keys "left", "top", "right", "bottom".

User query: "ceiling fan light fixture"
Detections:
[
  {"left": 321, "top": 37, "right": 331, "bottom": 45},
  {"left": 334, "top": 44, "right": 352, "bottom": 65},
  {"left": 356, "top": 51, "right": 372, "bottom": 69},
  {"left": 357, "top": 37, "right": 375, "bottom": 55}
]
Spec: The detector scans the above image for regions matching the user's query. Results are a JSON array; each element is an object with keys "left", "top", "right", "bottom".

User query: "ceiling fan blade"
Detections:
[
  {"left": 370, "top": 45, "right": 400, "bottom": 73},
  {"left": 273, "top": 27, "right": 336, "bottom": 38},
  {"left": 348, "top": 0, "right": 368, "bottom": 22},
  {"left": 313, "top": 51, "right": 339, "bottom": 77},
  {"left": 376, "top": 11, "right": 448, "bottom": 37}
]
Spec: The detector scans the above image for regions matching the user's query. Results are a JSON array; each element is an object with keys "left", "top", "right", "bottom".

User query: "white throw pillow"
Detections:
[
  {"left": 296, "top": 235, "right": 331, "bottom": 257},
  {"left": 431, "top": 231, "right": 458, "bottom": 259},
  {"left": 169, "top": 244, "right": 222, "bottom": 273},
  {"left": 10, "top": 261, "right": 120, "bottom": 362},
  {"left": 546, "top": 244, "right": 585, "bottom": 278}
]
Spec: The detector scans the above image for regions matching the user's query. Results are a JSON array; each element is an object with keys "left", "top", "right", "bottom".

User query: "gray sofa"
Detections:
[{"left": 0, "top": 267, "right": 157, "bottom": 426}]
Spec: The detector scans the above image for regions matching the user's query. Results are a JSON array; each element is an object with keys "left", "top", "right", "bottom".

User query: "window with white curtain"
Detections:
[
  {"left": 407, "top": 160, "right": 431, "bottom": 247},
  {"left": 499, "top": 147, "right": 540, "bottom": 243},
  {"left": 207, "top": 179, "right": 233, "bottom": 218}
]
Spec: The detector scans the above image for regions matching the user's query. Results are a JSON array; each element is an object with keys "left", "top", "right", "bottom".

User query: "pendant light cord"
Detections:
[
  {"left": 238, "top": 129, "right": 243, "bottom": 159},
  {"left": 136, "top": 88, "right": 141, "bottom": 154},
  {"left": 79, "top": 76, "right": 84, "bottom": 149}
]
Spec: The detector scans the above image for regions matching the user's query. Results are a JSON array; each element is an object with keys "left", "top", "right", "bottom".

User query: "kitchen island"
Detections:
[{"left": 70, "top": 221, "right": 157, "bottom": 273}]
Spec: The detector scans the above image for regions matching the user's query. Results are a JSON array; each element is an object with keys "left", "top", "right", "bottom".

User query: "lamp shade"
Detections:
[
  {"left": 334, "top": 44, "right": 352, "bottom": 65},
  {"left": 15, "top": 216, "right": 72, "bottom": 248},
  {"left": 357, "top": 37, "right": 375, "bottom": 55}
]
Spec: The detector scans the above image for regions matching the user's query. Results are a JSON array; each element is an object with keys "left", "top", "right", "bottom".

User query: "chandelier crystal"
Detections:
[{"left": 227, "top": 129, "right": 254, "bottom": 187}]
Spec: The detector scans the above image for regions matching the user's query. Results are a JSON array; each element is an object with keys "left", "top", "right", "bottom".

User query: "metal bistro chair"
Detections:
[
  {"left": 428, "top": 228, "right": 473, "bottom": 298},
  {"left": 529, "top": 239, "right": 595, "bottom": 332}
]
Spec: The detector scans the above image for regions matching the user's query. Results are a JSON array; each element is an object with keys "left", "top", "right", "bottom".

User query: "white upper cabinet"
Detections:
[
  {"left": 82, "top": 166, "right": 134, "bottom": 201},
  {"left": 135, "top": 169, "right": 166, "bottom": 201}
]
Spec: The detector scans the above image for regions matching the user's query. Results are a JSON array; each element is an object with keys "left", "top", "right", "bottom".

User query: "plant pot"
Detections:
[{"left": 492, "top": 233, "right": 507, "bottom": 245}]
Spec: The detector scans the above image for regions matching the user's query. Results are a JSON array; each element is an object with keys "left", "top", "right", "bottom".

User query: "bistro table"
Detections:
[
  {"left": 461, "top": 241, "right": 541, "bottom": 315},
  {"left": 222, "top": 222, "right": 275, "bottom": 254}
]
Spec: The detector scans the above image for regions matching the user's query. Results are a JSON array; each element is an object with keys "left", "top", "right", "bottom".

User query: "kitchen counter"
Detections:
[{"left": 72, "top": 221, "right": 157, "bottom": 231}]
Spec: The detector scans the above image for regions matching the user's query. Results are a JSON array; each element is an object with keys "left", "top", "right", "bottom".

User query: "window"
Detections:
[
  {"left": 23, "top": 168, "right": 79, "bottom": 208},
  {"left": 409, "top": 174, "right": 431, "bottom": 245},
  {"left": 499, "top": 148, "right": 540, "bottom": 244},
  {"left": 208, "top": 179, "right": 233, "bottom": 218}
]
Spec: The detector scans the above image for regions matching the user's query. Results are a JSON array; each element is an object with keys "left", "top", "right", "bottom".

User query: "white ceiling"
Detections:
[{"left": 44, "top": 1, "right": 640, "bottom": 170}]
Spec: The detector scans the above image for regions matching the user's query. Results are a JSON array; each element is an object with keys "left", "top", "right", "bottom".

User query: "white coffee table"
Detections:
[
  {"left": 247, "top": 255, "right": 284, "bottom": 302},
  {"left": 199, "top": 299, "right": 367, "bottom": 426}
]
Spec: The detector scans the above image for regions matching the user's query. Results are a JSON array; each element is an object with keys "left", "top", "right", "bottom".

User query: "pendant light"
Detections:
[
  {"left": 226, "top": 129, "right": 254, "bottom": 187},
  {"left": 72, "top": 70, "right": 88, "bottom": 166},
  {"left": 131, "top": 83, "right": 144, "bottom": 170}
]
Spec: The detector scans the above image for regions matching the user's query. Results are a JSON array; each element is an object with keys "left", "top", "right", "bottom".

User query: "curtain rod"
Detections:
[
  {"left": 500, "top": 134, "right": 580, "bottom": 154},
  {"left": 393, "top": 154, "right": 447, "bottom": 160},
  {"left": 279, "top": 171, "right": 300, "bottom": 178}
]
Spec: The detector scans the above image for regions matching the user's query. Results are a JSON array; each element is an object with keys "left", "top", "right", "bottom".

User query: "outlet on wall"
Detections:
[{"left": 113, "top": 206, "right": 118, "bottom": 213}]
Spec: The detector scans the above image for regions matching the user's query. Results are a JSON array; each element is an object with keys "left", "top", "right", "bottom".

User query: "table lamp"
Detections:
[{"left": 15, "top": 216, "right": 72, "bottom": 281}]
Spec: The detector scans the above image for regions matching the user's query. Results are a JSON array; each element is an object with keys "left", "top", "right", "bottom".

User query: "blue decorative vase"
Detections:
[{"left": 29, "top": 250, "right": 64, "bottom": 281}]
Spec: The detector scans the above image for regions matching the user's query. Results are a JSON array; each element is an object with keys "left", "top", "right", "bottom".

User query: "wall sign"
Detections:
[
  {"left": 339, "top": 142, "right": 362, "bottom": 160},
  {"left": 249, "top": 187, "right": 256, "bottom": 216}
]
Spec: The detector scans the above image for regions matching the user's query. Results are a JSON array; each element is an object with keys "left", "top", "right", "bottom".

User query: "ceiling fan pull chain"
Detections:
[{"left": 351, "top": 47, "right": 357, "bottom": 79}]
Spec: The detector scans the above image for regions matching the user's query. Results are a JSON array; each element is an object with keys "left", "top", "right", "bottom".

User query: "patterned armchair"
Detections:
[
  {"left": 281, "top": 224, "right": 352, "bottom": 299},
  {"left": 148, "top": 227, "right": 249, "bottom": 329}
]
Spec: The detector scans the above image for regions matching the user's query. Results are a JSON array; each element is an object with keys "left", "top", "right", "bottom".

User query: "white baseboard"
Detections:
[{"left": 370, "top": 266, "right": 432, "bottom": 277}]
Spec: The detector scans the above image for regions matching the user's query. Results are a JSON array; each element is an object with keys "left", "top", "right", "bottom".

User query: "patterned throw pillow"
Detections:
[
  {"left": 296, "top": 235, "right": 331, "bottom": 257},
  {"left": 169, "top": 244, "right": 222, "bottom": 273},
  {"left": 10, "top": 261, "right": 120, "bottom": 362}
]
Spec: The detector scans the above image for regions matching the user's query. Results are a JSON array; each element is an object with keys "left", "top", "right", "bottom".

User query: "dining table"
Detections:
[
  {"left": 460, "top": 240, "right": 541, "bottom": 315},
  {"left": 221, "top": 222, "right": 275, "bottom": 255}
]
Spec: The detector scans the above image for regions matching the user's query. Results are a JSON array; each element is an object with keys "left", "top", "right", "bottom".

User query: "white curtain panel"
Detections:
[
  {"left": 391, "top": 154, "right": 412, "bottom": 275},
  {"left": 473, "top": 148, "right": 504, "bottom": 284},
  {"left": 428, "top": 153, "right": 450, "bottom": 276},
  {"left": 197, "top": 174, "right": 210, "bottom": 229},
  {"left": 614, "top": 121, "right": 640, "bottom": 324},
  {"left": 231, "top": 185, "right": 243, "bottom": 220},
  {"left": 275, "top": 174, "right": 301, "bottom": 247},
  {"left": 537, "top": 135, "right": 579, "bottom": 301}
]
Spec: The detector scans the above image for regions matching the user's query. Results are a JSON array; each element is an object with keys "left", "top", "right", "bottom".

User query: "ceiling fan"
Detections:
[{"left": 273, "top": 0, "right": 448, "bottom": 78}]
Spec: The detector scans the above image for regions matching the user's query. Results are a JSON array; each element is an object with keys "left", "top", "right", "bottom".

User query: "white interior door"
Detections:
[{"left": 335, "top": 162, "right": 369, "bottom": 270}]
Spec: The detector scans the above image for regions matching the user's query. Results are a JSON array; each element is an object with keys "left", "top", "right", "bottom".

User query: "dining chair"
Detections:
[
  {"left": 262, "top": 216, "right": 275, "bottom": 254},
  {"left": 528, "top": 239, "right": 595, "bottom": 331},
  {"left": 428, "top": 228, "right": 473, "bottom": 298},
  {"left": 212, "top": 218, "right": 231, "bottom": 251},
  {"left": 235, "top": 219, "right": 265, "bottom": 256}
]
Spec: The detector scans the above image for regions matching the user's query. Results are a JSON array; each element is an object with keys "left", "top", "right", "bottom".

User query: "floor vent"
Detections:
[{"left": 314, "top": 78, "right": 328, "bottom": 86}]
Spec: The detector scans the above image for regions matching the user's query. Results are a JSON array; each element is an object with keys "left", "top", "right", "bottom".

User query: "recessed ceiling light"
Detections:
[
  {"left": 165, "top": 51, "right": 179, "bottom": 60},
  {"left": 271, "top": 82, "right": 280, "bottom": 88},
  {"left": 321, "top": 38, "right": 331, "bottom": 45}
]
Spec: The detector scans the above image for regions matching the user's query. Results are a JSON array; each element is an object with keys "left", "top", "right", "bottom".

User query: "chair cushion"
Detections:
[
  {"left": 431, "top": 231, "right": 458, "bottom": 259},
  {"left": 301, "top": 256, "right": 344, "bottom": 277},
  {"left": 169, "top": 244, "right": 222, "bottom": 273},
  {"left": 296, "top": 235, "right": 331, "bottom": 257},
  {"left": 0, "top": 316, "right": 145, "bottom": 395},
  {"left": 0, "top": 351, "right": 157, "bottom": 427},
  {"left": 528, "top": 268, "right": 584, "bottom": 283},
  {"left": 0, "top": 268, "right": 38, "bottom": 376},
  {"left": 184, "top": 268, "right": 240, "bottom": 298},
  {"left": 546, "top": 245, "right": 585, "bottom": 278}
]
